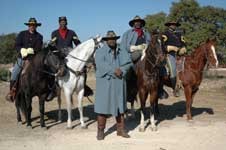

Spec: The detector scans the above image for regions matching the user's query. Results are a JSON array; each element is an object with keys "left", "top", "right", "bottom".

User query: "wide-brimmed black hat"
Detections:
[
  {"left": 164, "top": 21, "right": 181, "bottom": 27},
  {"left": 102, "top": 30, "right": 120, "bottom": 41},
  {"left": 59, "top": 16, "right": 67, "bottom": 22},
  {"left": 24, "top": 18, "right": 41, "bottom": 26},
  {"left": 129, "top": 15, "right": 146, "bottom": 27}
]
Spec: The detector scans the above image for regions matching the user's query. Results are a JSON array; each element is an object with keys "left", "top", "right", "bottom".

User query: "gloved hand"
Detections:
[
  {"left": 178, "top": 47, "right": 187, "bottom": 55},
  {"left": 20, "top": 48, "right": 34, "bottom": 58},
  {"left": 20, "top": 48, "right": 28, "bottom": 58},
  {"left": 27, "top": 48, "right": 34, "bottom": 55},
  {"left": 130, "top": 44, "right": 148, "bottom": 52}
]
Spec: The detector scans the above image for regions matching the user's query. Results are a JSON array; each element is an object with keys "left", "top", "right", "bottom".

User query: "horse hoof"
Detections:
[
  {"left": 41, "top": 126, "right": 48, "bottom": 130},
  {"left": 151, "top": 126, "right": 157, "bottom": 131},
  {"left": 81, "top": 125, "right": 88, "bottom": 129},
  {"left": 26, "top": 125, "right": 32, "bottom": 129},
  {"left": 57, "top": 120, "right": 62, "bottom": 123},
  {"left": 139, "top": 127, "right": 145, "bottom": 132},
  {"left": 17, "top": 121, "right": 22, "bottom": 126},
  {"left": 187, "top": 119, "right": 194, "bottom": 123},
  {"left": 66, "top": 126, "right": 73, "bottom": 130}
]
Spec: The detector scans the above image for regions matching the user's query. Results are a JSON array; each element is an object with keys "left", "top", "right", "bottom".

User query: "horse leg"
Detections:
[
  {"left": 139, "top": 90, "right": 148, "bottom": 132},
  {"left": 64, "top": 88, "right": 73, "bottom": 129},
  {"left": 77, "top": 88, "right": 87, "bottom": 129},
  {"left": 149, "top": 91, "right": 158, "bottom": 131},
  {"left": 130, "top": 100, "right": 136, "bottom": 119},
  {"left": 25, "top": 97, "right": 32, "bottom": 128},
  {"left": 184, "top": 86, "right": 193, "bottom": 121},
  {"left": 15, "top": 94, "right": 22, "bottom": 125},
  {"left": 57, "top": 88, "right": 62, "bottom": 123},
  {"left": 39, "top": 95, "right": 46, "bottom": 128}
]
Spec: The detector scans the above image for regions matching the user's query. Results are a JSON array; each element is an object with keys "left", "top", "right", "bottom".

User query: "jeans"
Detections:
[
  {"left": 11, "top": 58, "right": 23, "bottom": 81},
  {"left": 166, "top": 54, "right": 176, "bottom": 78}
]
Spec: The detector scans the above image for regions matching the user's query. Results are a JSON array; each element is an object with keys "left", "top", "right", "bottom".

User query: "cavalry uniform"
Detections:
[
  {"left": 6, "top": 18, "right": 43, "bottom": 102},
  {"left": 120, "top": 16, "right": 151, "bottom": 63},
  {"left": 95, "top": 31, "right": 131, "bottom": 140},
  {"left": 162, "top": 21, "right": 186, "bottom": 97},
  {"left": 13, "top": 30, "right": 43, "bottom": 80},
  {"left": 51, "top": 16, "right": 80, "bottom": 57}
]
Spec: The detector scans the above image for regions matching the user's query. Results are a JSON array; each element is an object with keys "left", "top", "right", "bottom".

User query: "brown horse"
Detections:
[
  {"left": 136, "top": 33, "right": 164, "bottom": 131},
  {"left": 162, "top": 38, "right": 218, "bottom": 121}
]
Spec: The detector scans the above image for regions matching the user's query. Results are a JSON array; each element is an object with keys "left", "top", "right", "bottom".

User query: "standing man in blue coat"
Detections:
[{"left": 95, "top": 31, "right": 132, "bottom": 140}]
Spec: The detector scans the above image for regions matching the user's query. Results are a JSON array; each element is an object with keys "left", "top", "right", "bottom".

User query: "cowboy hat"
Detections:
[
  {"left": 164, "top": 21, "right": 181, "bottom": 27},
  {"left": 24, "top": 18, "right": 41, "bottom": 26},
  {"left": 129, "top": 15, "right": 146, "bottom": 27},
  {"left": 102, "top": 30, "right": 120, "bottom": 41},
  {"left": 59, "top": 16, "right": 67, "bottom": 22}
]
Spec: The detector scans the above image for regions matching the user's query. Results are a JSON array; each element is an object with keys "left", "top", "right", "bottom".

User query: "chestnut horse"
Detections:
[
  {"left": 162, "top": 39, "right": 218, "bottom": 120},
  {"left": 136, "top": 34, "right": 164, "bottom": 131}
]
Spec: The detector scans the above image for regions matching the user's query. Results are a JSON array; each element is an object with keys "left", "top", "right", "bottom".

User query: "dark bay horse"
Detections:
[
  {"left": 136, "top": 34, "right": 164, "bottom": 131},
  {"left": 15, "top": 48, "right": 61, "bottom": 128},
  {"left": 162, "top": 39, "right": 218, "bottom": 120}
]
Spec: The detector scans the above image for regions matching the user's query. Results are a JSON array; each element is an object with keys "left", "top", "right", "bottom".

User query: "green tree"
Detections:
[
  {"left": 145, "top": 0, "right": 226, "bottom": 65},
  {"left": 0, "top": 33, "right": 17, "bottom": 64}
]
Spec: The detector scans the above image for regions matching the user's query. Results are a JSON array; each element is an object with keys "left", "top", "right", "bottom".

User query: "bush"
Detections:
[{"left": 0, "top": 68, "right": 11, "bottom": 81}]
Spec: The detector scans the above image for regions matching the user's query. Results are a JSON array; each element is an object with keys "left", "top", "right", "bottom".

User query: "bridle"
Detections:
[{"left": 67, "top": 38, "right": 100, "bottom": 63}]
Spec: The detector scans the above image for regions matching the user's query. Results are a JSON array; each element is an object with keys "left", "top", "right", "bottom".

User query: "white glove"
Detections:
[
  {"left": 130, "top": 44, "right": 148, "bottom": 52},
  {"left": 20, "top": 48, "right": 28, "bottom": 58},
  {"left": 20, "top": 48, "right": 34, "bottom": 58},
  {"left": 27, "top": 48, "right": 34, "bottom": 55}
]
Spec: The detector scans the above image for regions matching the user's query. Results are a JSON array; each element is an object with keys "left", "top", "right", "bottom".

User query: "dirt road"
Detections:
[{"left": 0, "top": 74, "right": 226, "bottom": 150}]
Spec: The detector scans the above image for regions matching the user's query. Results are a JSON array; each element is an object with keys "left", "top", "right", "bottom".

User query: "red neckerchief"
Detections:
[
  {"left": 58, "top": 28, "right": 68, "bottom": 39},
  {"left": 134, "top": 28, "right": 143, "bottom": 38}
]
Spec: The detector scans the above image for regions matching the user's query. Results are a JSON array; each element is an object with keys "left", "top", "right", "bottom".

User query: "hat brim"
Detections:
[
  {"left": 129, "top": 19, "right": 145, "bottom": 27},
  {"left": 102, "top": 36, "right": 120, "bottom": 41},
  {"left": 164, "top": 22, "right": 181, "bottom": 27},
  {"left": 24, "top": 23, "right": 42, "bottom": 26}
]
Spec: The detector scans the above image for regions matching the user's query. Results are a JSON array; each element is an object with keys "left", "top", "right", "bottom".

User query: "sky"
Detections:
[{"left": 0, "top": 0, "right": 226, "bottom": 41}]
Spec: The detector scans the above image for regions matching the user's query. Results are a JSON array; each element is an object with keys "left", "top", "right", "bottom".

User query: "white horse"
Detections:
[{"left": 57, "top": 36, "right": 102, "bottom": 129}]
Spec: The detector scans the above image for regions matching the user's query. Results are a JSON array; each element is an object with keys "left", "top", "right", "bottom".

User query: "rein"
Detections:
[{"left": 67, "top": 38, "right": 99, "bottom": 63}]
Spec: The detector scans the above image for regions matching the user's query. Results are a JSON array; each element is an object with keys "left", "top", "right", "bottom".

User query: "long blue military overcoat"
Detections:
[{"left": 94, "top": 43, "right": 132, "bottom": 116}]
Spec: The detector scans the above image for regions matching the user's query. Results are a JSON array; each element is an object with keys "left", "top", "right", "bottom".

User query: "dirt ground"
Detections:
[{"left": 0, "top": 72, "right": 226, "bottom": 150}]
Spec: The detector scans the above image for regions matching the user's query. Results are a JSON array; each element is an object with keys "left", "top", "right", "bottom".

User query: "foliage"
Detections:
[
  {"left": 0, "top": 33, "right": 17, "bottom": 64},
  {"left": 0, "top": 68, "right": 11, "bottom": 81},
  {"left": 144, "top": 0, "right": 226, "bottom": 65}
]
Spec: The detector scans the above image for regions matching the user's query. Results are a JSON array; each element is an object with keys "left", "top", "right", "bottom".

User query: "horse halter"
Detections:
[
  {"left": 146, "top": 35, "right": 163, "bottom": 68},
  {"left": 67, "top": 38, "right": 100, "bottom": 63},
  {"left": 42, "top": 50, "right": 61, "bottom": 76}
]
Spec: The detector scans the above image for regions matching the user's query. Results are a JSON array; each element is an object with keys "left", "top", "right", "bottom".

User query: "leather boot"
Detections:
[
  {"left": 46, "top": 83, "right": 57, "bottom": 101},
  {"left": 116, "top": 114, "right": 130, "bottom": 138},
  {"left": 5, "top": 80, "right": 16, "bottom": 102},
  {"left": 83, "top": 73, "right": 93, "bottom": 97},
  {"left": 158, "top": 80, "right": 169, "bottom": 99},
  {"left": 97, "top": 115, "right": 106, "bottom": 140}
]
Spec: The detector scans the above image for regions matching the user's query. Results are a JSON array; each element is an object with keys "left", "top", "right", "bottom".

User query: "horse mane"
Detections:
[
  {"left": 69, "top": 38, "right": 94, "bottom": 56},
  {"left": 189, "top": 38, "right": 214, "bottom": 58}
]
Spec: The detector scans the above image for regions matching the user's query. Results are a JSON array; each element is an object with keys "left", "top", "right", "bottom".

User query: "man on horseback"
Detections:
[
  {"left": 121, "top": 15, "right": 151, "bottom": 63},
  {"left": 47, "top": 16, "right": 92, "bottom": 100},
  {"left": 5, "top": 18, "right": 43, "bottom": 102},
  {"left": 95, "top": 31, "right": 131, "bottom": 140},
  {"left": 120, "top": 16, "right": 151, "bottom": 104},
  {"left": 160, "top": 20, "right": 187, "bottom": 98}
]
